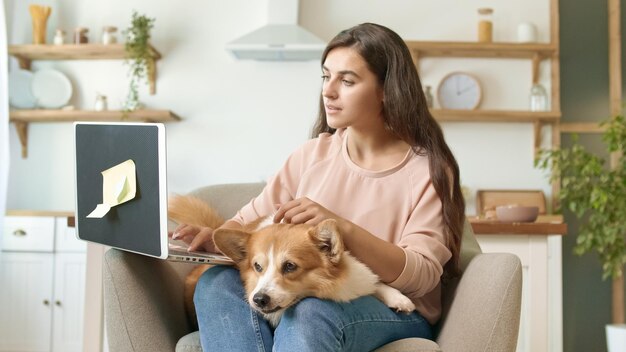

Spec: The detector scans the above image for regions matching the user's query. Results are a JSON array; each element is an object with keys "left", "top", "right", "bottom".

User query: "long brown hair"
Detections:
[{"left": 312, "top": 23, "right": 465, "bottom": 278}]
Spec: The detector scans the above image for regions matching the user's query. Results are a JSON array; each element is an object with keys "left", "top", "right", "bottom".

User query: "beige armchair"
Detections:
[{"left": 104, "top": 183, "right": 522, "bottom": 352}]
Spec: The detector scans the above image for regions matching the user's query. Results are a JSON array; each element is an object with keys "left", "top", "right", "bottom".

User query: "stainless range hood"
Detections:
[{"left": 226, "top": 0, "right": 326, "bottom": 61}]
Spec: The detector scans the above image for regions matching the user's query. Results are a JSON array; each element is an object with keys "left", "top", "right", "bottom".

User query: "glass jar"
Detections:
[
  {"left": 94, "top": 94, "right": 108, "bottom": 111},
  {"left": 529, "top": 83, "right": 548, "bottom": 111},
  {"left": 102, "top": 26, "right": 118, "bottom": 45},
  {"left": 53, "top": 29, "right": 65, "bottom": 45},
  {"left": 424, "top": 85, "right": 434, "bottom": 108},
  {"left": 74, "top": 27, "right": 89, "bottom": 44},
  {"left": 477, "top": 8, "right": 494, "bottom": 43}
]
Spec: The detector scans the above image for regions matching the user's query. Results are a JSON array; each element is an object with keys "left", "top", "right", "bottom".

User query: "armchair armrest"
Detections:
[
  {"left": 437, "top": 253, "right": 522, "bottom": 352},
  {"left": 103, "top": 248, "right": 194, "bottom": 352}
]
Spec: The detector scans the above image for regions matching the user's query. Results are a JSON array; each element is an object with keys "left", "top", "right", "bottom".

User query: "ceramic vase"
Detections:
[{"left": 29, "top": 5, "right": 51, "bottom": 44}]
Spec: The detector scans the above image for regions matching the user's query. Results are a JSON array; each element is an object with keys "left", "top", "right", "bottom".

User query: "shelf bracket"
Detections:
[
  {"left": 14, "top": 122, "right": 29, "bottom": 158},
  {"left": 531, "top": 53, "right": 542, "bottom": 84},
  {"left": 16, "top": 56, "right": 31, "bottom": 70},
  {"left": 533, "top": 120, "right": 542, "bottom": 159},
  {"left": 148, "top": 58, "right": 156, "bottom": 95}
]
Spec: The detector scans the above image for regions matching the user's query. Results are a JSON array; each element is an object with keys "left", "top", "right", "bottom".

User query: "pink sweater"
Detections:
[{"left": 231, "top": 129, "right": 451, "bottom": 324}]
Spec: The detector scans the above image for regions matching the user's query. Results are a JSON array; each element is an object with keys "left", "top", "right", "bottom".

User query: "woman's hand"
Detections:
[
  {"left": 274, "top": 197, "right": 343, "bottom": 226},
  {"left": 169, "top": 224, "right": 217, "bottom": 253}
]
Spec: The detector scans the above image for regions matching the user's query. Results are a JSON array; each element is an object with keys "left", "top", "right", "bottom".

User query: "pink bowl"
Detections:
[{"left": 495, "top": 205, "right": 539, "bottom": 222}]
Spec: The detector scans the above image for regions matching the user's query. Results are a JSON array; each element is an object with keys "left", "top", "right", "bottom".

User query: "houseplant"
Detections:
[
  {"left": 123, "top": 11, "right": 155, "bottom": 112},
  {"left": 535, "top": 114, "right": 626, "bottom": 350}
]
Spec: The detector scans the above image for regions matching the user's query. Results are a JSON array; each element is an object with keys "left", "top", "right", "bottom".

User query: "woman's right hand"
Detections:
[{"left": 169, "top": 224, "right": 217, "bottom": 253}]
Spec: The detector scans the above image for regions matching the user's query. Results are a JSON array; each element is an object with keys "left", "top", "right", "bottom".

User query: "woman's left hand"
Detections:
[{"left": 273, "top": 197, "right": 340, "bottom": 226}]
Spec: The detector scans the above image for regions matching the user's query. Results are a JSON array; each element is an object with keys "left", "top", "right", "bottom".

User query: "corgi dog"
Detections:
[
  {"left": 213, "top": 217, "right": 416, "bottom": 326},
  {"left": 169, "top": 194, "right": 416, "bottom": 328}
]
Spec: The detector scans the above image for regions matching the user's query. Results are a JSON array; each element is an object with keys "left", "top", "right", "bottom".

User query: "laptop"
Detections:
[{"left": 73, "top": 121, "right": 233, "bottom": 265}]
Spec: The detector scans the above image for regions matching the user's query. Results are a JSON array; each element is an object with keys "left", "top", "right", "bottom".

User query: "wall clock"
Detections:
[{"left": 437, "top": 72, "right": 482, "bottom": 110}]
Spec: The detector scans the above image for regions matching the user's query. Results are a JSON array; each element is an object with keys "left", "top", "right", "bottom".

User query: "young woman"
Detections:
[{"left": 173, "top": 22, "right": 465, "bottom": 351}]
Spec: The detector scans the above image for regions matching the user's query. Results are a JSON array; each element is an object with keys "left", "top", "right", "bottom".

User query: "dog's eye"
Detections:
[
  {"left": 254, "top": 262, "right": 263, "bottom": 272},
  {"left": 282, "top": 261, "right": 298, "bottom": 274}
]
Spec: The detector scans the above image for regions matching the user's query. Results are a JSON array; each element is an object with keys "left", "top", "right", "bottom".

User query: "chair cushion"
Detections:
[
  {"left": 175, "top": 332, "right": 202, "bottom": 352},
  {"left": 176, "top": 332, "right": 441, "bottom": 352}
]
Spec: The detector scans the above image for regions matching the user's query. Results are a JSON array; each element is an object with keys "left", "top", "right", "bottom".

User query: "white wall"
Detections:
[{"left": 6, "top": 0, "right": 553, "bottom": 215}]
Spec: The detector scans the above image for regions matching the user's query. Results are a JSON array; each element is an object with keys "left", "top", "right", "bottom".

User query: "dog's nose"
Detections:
[{"left": 253, "top": 293, "right": 270, "bottom": 308}]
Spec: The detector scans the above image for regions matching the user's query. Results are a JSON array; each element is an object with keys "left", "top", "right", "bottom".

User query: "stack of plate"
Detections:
[{"left": 9, "top": 68, "right": 73, "bottom": 109}]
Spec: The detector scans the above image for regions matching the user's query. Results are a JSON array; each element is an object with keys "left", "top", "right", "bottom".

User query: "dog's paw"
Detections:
[
  {"left": 374, "top": 284, "right": 416, "bottom": 313},
  {"left": 387, "top": 294, "right": 416, "bottom": 313}
]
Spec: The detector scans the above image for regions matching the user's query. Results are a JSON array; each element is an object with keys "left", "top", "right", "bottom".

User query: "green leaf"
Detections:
[
  {"left": 123, "top": 10, "right": 155, "bottom": 111},
  {"left": 536, "top": 114, "right": 626, "bottom": 280}
]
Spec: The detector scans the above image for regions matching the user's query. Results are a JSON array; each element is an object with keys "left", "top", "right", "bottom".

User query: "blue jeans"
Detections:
[{"left": 194, "top": 266, "right": 433, "bottom": 352}]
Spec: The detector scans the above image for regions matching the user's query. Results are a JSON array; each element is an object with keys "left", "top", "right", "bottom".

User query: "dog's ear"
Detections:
[
  {"left": 309, "top": 219, "right": 344, "bottom": 264},
  {"left": 213, "top": 228, "right": 250, "bottom": 263}
]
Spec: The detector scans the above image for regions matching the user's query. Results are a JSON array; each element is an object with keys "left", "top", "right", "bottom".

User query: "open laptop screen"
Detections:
[{"left": 74, "top": 122, "right": 167, "bottom": 258}]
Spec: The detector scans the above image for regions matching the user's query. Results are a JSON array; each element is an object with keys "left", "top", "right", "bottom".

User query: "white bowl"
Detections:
[{"left": 495, "top": 205, "right": 539, "bottom": 222}]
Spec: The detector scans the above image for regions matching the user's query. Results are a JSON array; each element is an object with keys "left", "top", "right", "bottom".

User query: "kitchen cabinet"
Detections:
[
  {"left": 0, "top": 212, "right": 86, "bottom": 352},
  {"left": 472, "top": 216, "right": 566, "bottom": 352},
  {"left": 7, "top": 44, "right": 180, "bottom": 158},
  {"left": 0, "top": 252, "right": 54, "bottom": 351}
]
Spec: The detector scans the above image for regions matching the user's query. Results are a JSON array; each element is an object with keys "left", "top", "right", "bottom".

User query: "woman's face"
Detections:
[{"left": 321, "top": 47, "right": 384, "bottom": 131}]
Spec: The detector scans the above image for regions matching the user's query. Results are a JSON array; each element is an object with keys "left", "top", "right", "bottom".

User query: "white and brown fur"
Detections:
[{"left": 169, "top": 195, "right": 415, "bottom": 327}]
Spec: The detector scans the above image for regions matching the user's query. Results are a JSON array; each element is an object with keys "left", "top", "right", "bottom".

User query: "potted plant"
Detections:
[
  {"left": 535, "top": 114, "right": 626, "bottom": 351},
  {"left": 123, "top": 11, "right": 155, "bottom": 112}
]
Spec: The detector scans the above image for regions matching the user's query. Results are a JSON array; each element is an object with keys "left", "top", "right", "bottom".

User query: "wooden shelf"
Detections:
[
  {"left": 8, "top": 44, "right": 161, "bottom": 94},
  {"left": 9, "top": 109, "right": 180, "bottom": 158},
  {"left": 7, "top": 209, "right": 74, "bottom": 218},
  {"left": 432, "top": 109, "right": 561, "bottom": 156},
  {"left": 432, "top": 109, "right": 561, "bottom": 123},
  {"left": 405, "top": 41, "right": 557, "bottom": 59},
  {"left": 7, "top": 43, "right": 174, "bottom": 158},
  {"left": 10, "top": 109, "right": 180, "bottom": 123},
  {"left": 405, "top": 41, "right": 561, "bottom": 158},
  {"left": 559, "top": 122, "right": 606, "bottom": 134},
  {"left": 469, "top": 215, "right": 567, "bottom": 235},
  {"left": 406, "top": 41, "right": 557, "bottom": 85},
  {"left": 8, "top": 44, "right": 161, "bottom": 61}
]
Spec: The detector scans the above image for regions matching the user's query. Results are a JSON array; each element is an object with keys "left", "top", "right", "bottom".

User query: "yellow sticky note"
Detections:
[
  {"left": 102, "top": 160, "right": 136, "bottom": 207},
  {"left": 87, "top": 204, "right": 112, "bottom": 218},
  {"left": 115, "top": 176, "right": 129, "bottom": 203},
  {"left": 87, "top": 159, "right": 137, "bottom": 218}
]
